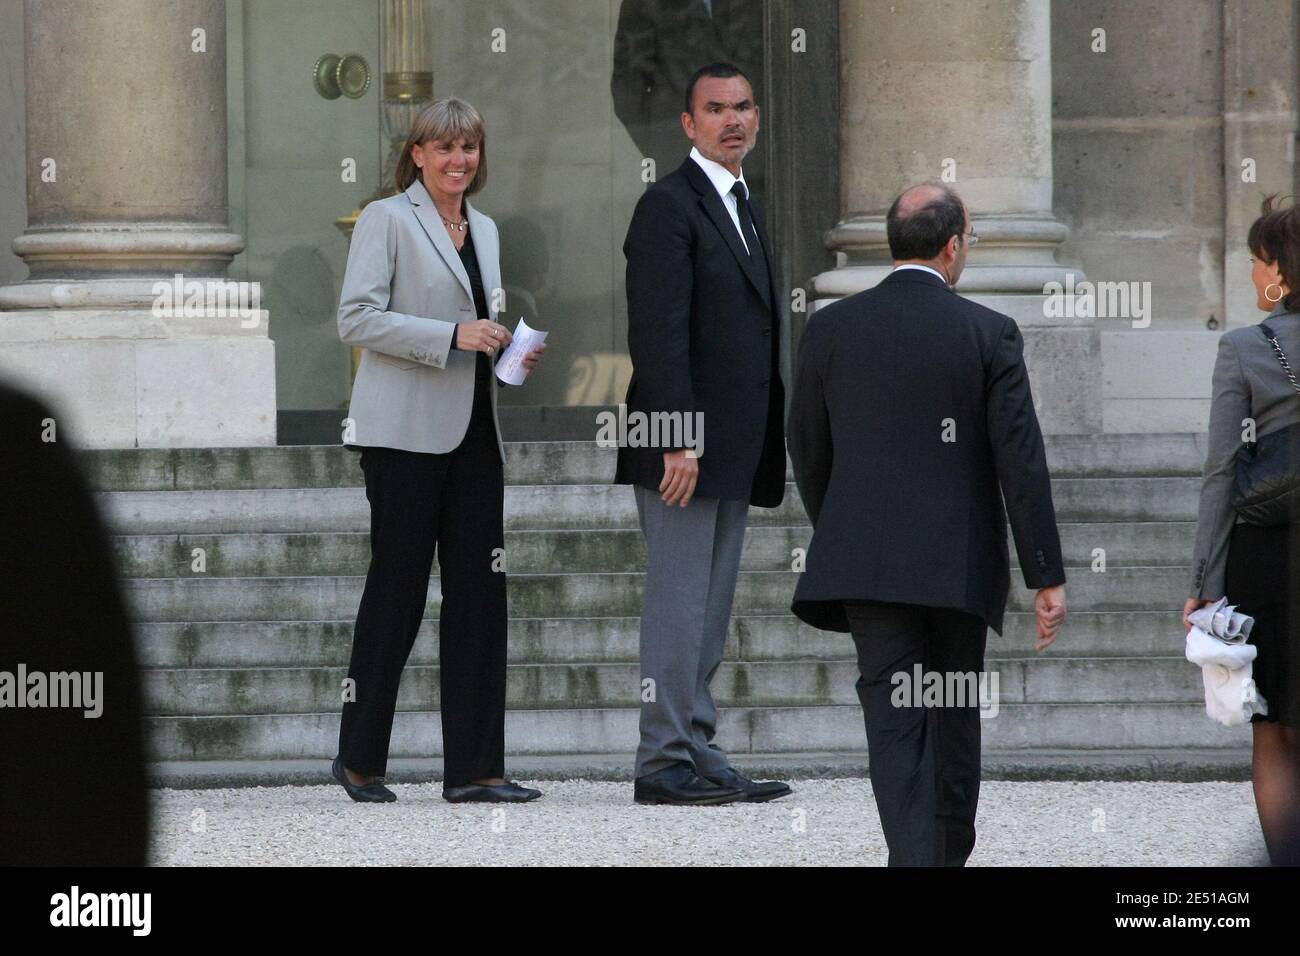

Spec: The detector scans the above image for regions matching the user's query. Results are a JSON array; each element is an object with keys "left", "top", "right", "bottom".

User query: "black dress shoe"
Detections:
[
  {"left": 701, "top": 766, "right": 792, "bottom": 802},
  {"left": 443, "top": 780, "right": 543, "bottom": 803},
  {"left": 331, "top": 757, "right": 397, "bottom": 803},
  {"left": 634, "top": 763, "right": 745, "bottom": 806}
]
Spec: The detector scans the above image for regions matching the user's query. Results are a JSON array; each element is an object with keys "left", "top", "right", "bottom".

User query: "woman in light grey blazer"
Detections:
[
  {"left": 1187, "top": 196, "right": 1300, "bottom": 863},
  {"left": 331, "top": 96, "right": 545, "bottom": 804}
]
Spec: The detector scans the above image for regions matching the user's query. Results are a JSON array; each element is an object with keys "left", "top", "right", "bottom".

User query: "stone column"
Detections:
[
  {"left": 0, "top": 0, "right": 275, "bottom": 447},
  {"left": 812, "top": 0, "right": 1099, "bottom": 434},
  {"left": 1222, "top": 0, "right": 1297, "bottom": 331}
]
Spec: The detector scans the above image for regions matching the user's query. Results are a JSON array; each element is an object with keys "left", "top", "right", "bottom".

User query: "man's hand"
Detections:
[
  {"left": 660, "top": 449, "right": 699, "bottom": 507},
  {"left": 1183, "top": 596, "right": 1212, "bottom": 631},
  {"left": 1034, "top": 585, "right": 1066, "bottom": 651},
  {"left": 456, "top": 319, "right": 512, "bottom": 356}
]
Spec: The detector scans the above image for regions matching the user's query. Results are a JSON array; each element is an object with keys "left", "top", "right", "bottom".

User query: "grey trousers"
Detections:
[{"left": 633, "top": 485, "right": 750, "bottom": 778}]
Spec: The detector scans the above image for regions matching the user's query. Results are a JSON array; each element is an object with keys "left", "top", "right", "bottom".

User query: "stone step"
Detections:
[
  {"left": 95, "top": 477, "right": 1201, "bottom": 536},
  {"left": 133, "top": 610, "right": 1194, "bottom": 669},
  {"left": 78, "top": 433, "right": 1208, "bottom": 492},
  {"left": 1050, "top": 477, "right": 1198, "bottom": 522},
  {"left": 111, "top": 522, "right": 1198, "bottom": 578},
  {"left": 139, "top": 656, "right": 1202, "bottom": 716},
  {"left": 147, "top": 748, "right": 1255, "bottom": 788},
  {"left": 144, "top": 701, "right": 1249, "bottom": 761},
  {"left": 81, "top": 442, "right": 613, "bottom": 491},
  {"left": 1040, "top": 433, "right": 1204, "bottom": 478},
  {"left": 81, "top": 435, "right": 1219, "bottom": 768},
  {"left": 95, "top": 484, "right": 795, "bottom": 535},
  {"left": 120, "top": 567, "right": 1194, "bottom": 623}
]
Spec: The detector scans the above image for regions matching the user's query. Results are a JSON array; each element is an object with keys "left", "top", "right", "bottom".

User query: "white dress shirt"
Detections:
[
  {"left": 891, "top": 263, "right": 948, "bottom": 284},
  {"left": 690, "top": 145, "right": 750, "bottom": 253}
]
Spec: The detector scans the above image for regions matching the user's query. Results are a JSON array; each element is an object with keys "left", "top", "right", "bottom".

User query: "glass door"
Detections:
[{"left": 227, "top": 0, "right": 831, "bottom": 444}]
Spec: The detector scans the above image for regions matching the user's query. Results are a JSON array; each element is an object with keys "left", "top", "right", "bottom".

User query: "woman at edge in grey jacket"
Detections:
[
  {"left": 331, "top": 96, "right": 545, "bottom": 804},
  {"left": 1186, "top": 196, "right": 1300, "bottom": 864}
]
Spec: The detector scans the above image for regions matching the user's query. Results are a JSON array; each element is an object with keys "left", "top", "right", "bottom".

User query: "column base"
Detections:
[
  {"left": 0, "top": 307, "right": 276, "bottom": 448},
  {"left": 11, "top": 226, "right": 244, "bottom": 280}
]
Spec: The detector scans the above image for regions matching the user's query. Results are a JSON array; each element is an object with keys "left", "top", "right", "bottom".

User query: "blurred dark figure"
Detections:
[
  {"left": 0, "top": 381, "right": 148, "bottom": 865},
  {"left": 612, "top": 0, "right": 765, "bottom": 196}
]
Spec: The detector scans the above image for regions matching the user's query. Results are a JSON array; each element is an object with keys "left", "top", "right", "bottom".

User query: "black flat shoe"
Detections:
[
  {"left": 701, "top": 766, "right": 792, "bottom": 803},
  {"left": 332, "top": 756, "right": 396, "bottom": 803},
  {"left": 443, "top": 780, "right": 543, "bottom": 803}
]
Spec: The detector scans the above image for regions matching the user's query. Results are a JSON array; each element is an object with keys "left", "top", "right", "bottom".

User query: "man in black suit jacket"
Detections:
[
  {"left": 788, "top": 184, "right": 1067, "bottom": 864},
  {"left": 616, "top": 62, "right": 789, "bottom": 805}
]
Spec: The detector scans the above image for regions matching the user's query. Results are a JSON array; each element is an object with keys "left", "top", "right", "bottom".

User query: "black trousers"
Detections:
[
  {"left": 337, "top": 394, "right": 507, "bottom": 787},
  {"left": 846, "top": 599, "right": 988, "bottom": 867}
]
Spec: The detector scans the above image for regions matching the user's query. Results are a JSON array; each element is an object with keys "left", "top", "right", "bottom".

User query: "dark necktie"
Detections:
[
  {"left": 729, "top": 181, "right": 772, "bottom": 314},
  {"left": 730, "top": 181, "right": 761, "bottom": 258}
]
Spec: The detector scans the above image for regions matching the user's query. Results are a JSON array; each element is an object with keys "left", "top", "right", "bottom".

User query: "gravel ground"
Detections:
[{"left": 150, "top": 779, "right": 1268, "bottom": 866}]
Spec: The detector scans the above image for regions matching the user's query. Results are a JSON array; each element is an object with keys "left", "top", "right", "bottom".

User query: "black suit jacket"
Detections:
[
  {"left": 787, "top": 269, "right": 1065, "bottom": 634},
  {"left": 615, "top": 156, "right": 786, "bottom": 507}
]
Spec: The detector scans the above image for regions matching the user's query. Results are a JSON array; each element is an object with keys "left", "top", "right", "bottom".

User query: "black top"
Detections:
[{"left": 455, "top": 225, "right": 493, "bottom": 400}]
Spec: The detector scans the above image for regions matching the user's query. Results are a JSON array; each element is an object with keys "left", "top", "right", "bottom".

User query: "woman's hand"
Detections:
[
  {"left": 1183, "top": 596, "right": 1212, "bottom": 631},
  {"left": 457, "top": 319, "right": 512, "bottom": 356},
  {"left": 521, "top": 344, "right": 546, "bottom": 374}
]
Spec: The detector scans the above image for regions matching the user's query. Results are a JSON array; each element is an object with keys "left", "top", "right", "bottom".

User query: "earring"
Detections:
[{"left": 1265, "top": 283, "right": 1285, "bottom": 303}]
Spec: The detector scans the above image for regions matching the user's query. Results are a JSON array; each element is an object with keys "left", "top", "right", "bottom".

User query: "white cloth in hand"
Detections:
[{"left": 1184, "top": 598, "right": 1267, "bottom": 726}]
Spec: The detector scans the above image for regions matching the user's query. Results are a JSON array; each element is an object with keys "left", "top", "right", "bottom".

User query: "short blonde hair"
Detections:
[{"left": 395, "top": 96, "right": 487, "bottom": 196}]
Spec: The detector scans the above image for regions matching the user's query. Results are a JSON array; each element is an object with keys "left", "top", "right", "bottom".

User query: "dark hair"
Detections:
[
  {"left": 886, "top": 186, "right": 967, "bottom": 260},
  {"left": 684, "top": 61, "right": 753, "bottom": 115},
  {"left": 1247, "top": 194, "right": 1300, "bottom": 312}
]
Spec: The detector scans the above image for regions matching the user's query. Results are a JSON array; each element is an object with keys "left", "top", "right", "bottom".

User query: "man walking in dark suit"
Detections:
[
  {"left": 616, "top": 62, "right": 790, "bottom": 805},
  {"left": 787, "top": 184, "right": 1068, "bottom": 863}
]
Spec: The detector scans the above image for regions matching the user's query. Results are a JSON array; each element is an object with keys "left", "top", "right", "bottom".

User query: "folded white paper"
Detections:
[{"left": 494, "top": 317, "right": 548, "bottom": 386}]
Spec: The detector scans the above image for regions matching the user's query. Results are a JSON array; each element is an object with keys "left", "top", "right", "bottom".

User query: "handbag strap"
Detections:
[{"left": 1260, "top": 322, "right": 1300, "bottom": 397}]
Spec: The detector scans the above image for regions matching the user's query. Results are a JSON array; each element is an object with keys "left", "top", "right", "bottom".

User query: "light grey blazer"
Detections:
[
  {"left": 338, "top": 178, "right": 506, "bottom": 461},
  {"left": 1191, "top": 302, "right": 1300, "bottom": 599}
]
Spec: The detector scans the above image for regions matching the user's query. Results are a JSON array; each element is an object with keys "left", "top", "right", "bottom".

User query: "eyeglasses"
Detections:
[{"left": 963, "top": 230, "right": 979, "bottom": 247}]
